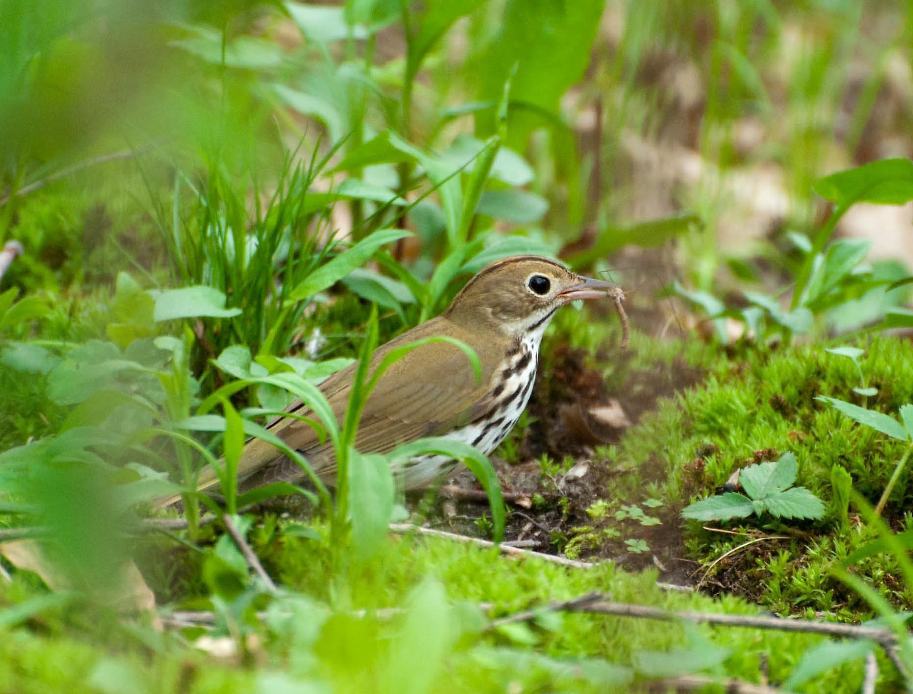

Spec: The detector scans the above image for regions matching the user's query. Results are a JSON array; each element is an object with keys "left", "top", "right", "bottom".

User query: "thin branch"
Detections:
[
  {"left": 488, "top": 592, "right": 604, "bottom": 629},
  {"left": 139, "top": 515, "right": 217, "bottom": 532},
  {"left": 437, "top": 485, "right": 539, "bottom": 508},
  {"left": 389, "top": 523, "right": 595, "bottom": 569},
  {"left": 0, "top": 148, "right": 144, "bottom": 207},
  {"left": 697, "top": 535, "right": 789, "bottom": 588},
  {"left": 222, "top": 514, "right": 277, "bottom": 593},
  {"left": 650, "top": 674, "right": 783, "bottom": 693}
]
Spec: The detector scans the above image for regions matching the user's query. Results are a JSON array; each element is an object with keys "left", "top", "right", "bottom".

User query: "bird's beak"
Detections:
[{"left": 557, "top": 275, "right": 619, "bottom": 303}]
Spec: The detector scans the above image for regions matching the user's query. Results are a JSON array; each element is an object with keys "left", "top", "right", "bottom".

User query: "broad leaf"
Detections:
[
  {"left": 288, "top": 228, "right": 410, "bottom": 302},
  {"left": 151, "top": 286, "right": 241, "bottom": 321},
  {"left": 633, "top": 643, "right": 731, "bottom": 678},
  {"left": 681, "top": 492, "right": 755, "bottom": 522},
  {"left": 814, "top": 158, "right": 913, "bottom": 207},
  {"left": 477, "top": 189, "right": 548, "bottom": 224},
  {"left": 901, "top": 404, "right": 913, "bottom": 441},
  {"left": 286, "top": 2, "right": 367, "bottom": 42},
  {"left": 759, "top": 487, "right": 826, "bottom": 520},
  {"left": 739, "top": 452, "right": 797, "bottom": 499},
  {"left": 348, "top": 450, "right": 394, "bottom": 560},
  {"left": 817, "top": 396, "right": 908, "bottom": 441}
]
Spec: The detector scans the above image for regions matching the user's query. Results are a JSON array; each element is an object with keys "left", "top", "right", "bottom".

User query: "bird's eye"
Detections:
[{"left": 528, "top": 275, "right": 551, "bottom": 296}]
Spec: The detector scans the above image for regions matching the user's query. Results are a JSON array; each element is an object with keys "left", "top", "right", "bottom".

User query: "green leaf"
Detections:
[
  {"left": 785, "top": 638, "right": 875, "bottom": 688},
  {"left": 0, "top": 592, "right": 73, "bottom": 629},
  {"left": 348, "top": 449, "right": 395, "bottom": 561},
  {"left": 568, "top": 215, "right": 698, "bottom": 269},
  {"left": 825, "top": 346, "right": 864, "bottom": 362},
  {"left": 901, "top": 404, "right": 913, "bottom": 441},
  {"left": 760, "top": 487, "right": 826, "bottom": 520},
  {"left": 390, "top": 437, "right": 504, "bottom": 540},
  {"left": 476, "top": 189, "right": 548, "bottom": 223},
  {"left": 802, "top": 239, "right": 871, "bottom": 306},
  {"left": 288, "top": 228, "right": 410, "bottom": 302},
  {"left": 0, "top": 295, "right": 49, "bottom": 330},
  {"left": 681, "top": 492, "right": 755, "bottom": 522},
  {"left": 817, "top": 396, "right": 909, "bottom": 441},
  {"left": 286, "top": 2, "right": 368, "bottom": 42},
  {"left": 814, "top": 158, "right": 913, "bottom": 207},
  {"left": 883, "top": 307, "right": 913, "bottom": 330},
  {"left": 0, "top": 342, "right": 59, "bottom": 374},
  {"left": 853, "top": 387, "right": 878, "bottom": 397},
  {"left": 460, "top": 236, "right": 558, "bottom": 275},
  {"left": 172, "top": 25, "right": 282, "bottom": 69},
  {"left": 406, "top": 0, "right": 485, "bottom": 81},
  {"left": 633, "top": 643, "right": 731, "bottom": 678},
  {"left": 739, "top": 452, "right": 797, "bottom": 499},
  {"left": 342, "top": 270, "right": 409, "bottom": 321},
  {"left": 151, "top": 286, "right": 241, "bottom": 322}
]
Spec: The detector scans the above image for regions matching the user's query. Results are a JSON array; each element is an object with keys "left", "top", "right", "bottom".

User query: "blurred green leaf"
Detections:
[
  {"left": 348, "top": 450, "right": 394, "bottom": 561},
  {"left": 633, "top": 642, "right": 730, "bottom": 677},
  {"left": 814, "top": 158, "right": 913, "bottom": 207},
  {"left": 0, "top": 342, "right": 59, "bottom": 374},
  {"left": 151, "top": 286, "right": 241, "bottom": 321},
  {"left": 785, "top": 639, "right": 874, "bottom": 688},
  {"left": 286, "top": 2, "right": 367, "bottom": 42},
  {"left": 477, "top": 189, "right": 548, "bottom": 223},
  {"left": 681, "top": 492, "right": 754, "bottom": 521},
  {"left": 172, "top": 25, "right": 283, "bottom": 69}
]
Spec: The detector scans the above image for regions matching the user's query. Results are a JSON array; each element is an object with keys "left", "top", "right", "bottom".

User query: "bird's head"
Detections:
[{"left": 445, "top": 255, "right": 620, "bottom": 339}]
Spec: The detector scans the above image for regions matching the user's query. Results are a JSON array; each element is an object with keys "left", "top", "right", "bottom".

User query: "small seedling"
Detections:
[
  {"left": 818, "top": 395, "right": 913, "bottom": 516},
  {"left": 681, "top": 452, "right": 825, "bottom": 522},
  {"left": 624, "top": 538, "right": 650, "bottom": 554},
  {"left": 824, "top": 346, "right": 877, "bottom": 396}
]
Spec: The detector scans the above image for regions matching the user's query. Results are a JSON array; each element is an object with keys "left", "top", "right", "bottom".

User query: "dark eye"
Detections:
[{"left": 528, "top": 275, "right": 550, "bottom": 295}]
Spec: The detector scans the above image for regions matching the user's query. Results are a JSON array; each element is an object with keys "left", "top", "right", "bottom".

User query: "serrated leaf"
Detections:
[
  {"left": 681, "top": 493, "right": 755, "bottom": 522},
  {"left": 740, "top": 453, "right": 797, "bottom": 499},
  {"left": 761, "top": 487, "right": 826, "bottom": 520},
  {"left": 785, "top": 638, "right": 875, "bottom": 688},
  {"left": 817, "top": 396, "right": 909, "bottom": 441}
]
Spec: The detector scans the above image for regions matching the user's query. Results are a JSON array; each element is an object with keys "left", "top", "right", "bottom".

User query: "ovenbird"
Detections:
[{"left": 196, "top": 256, "right": 622, "bottom": 495}]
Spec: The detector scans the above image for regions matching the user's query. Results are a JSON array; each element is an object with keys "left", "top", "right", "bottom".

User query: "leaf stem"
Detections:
[{"left": 875, "top": 444, "right": 913, "bottom": 518}]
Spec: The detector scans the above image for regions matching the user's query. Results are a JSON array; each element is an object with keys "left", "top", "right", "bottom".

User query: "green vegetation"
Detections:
[{"left": 3, "top": 0, "right": 913, "bottom": 691}]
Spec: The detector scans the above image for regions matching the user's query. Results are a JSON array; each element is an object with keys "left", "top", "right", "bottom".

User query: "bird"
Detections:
[{"left": 188, "top": 255, "right": 623, "bottom": 498}]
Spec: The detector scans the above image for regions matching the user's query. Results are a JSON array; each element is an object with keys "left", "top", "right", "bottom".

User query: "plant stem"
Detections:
[{"left": 875, "top": 444, "right": 913, "bottom": 518}]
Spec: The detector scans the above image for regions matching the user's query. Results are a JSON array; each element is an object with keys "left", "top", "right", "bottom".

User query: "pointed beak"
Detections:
[{"left": 557, "top": 275, "right": 619, "bottom": 303}]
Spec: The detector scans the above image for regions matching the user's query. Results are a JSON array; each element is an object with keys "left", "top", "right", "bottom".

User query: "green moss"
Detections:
[{"left": 592, "top": 335, "right": 913, "bottom": 614}]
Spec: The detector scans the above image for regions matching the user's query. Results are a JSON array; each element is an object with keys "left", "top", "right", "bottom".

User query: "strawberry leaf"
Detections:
[
  {"left": 760, "top": 487, "right": 826, "bottom": 520},
  {"left": 740, "top": 453, "right": 798, "bottom": 499},
  {"left": 681, "top": 493, "right": 755, "bottom": 522}
]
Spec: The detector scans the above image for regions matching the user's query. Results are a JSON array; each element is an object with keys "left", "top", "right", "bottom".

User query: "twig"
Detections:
[
  {"left": 222, "top": 514, "right": 277, "bottom": 593},
  {"left": 611, "top": 288, "right": 630, "bottom": 350},
  {"left": 0, "top": 527, "right": 48, "bottom": 542},
  {"left": 139, "top": 515, "right": 217, "bottom": 532},
  {"left": 488, "top": 592, "right": 604, "bottom": 629},
  {"left": 389, "top": 523, "right": 595, "bottom": 569},
  {"left": 650, "top": 674, "right": 783, "bottom": 693},
  {"left": 0, "top": 148, "right": 143, "bottom": 207},
  {"left": 862, "top": 651, "right": 878, "bottom": 694}
]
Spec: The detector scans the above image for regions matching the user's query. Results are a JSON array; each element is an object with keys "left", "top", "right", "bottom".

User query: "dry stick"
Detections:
[
  {"left": 650, "top": 674, "right": 783, "bottom": 694},
  {"left": 862, "top": 651, "right": 878, "bottom": 694},
  {"left": 222, "top": 514, "right": 277, "bottom": 593},
  {"left": 437, "top": 485, "right": 538, "bottom": 507},
  {"left": 0, "top": 241, "right": 23, "bottom": 282},
  {"left": 389, "top": 523, "right": 596, "bottom": 570},
  {"left": 389, "top": 523, "right": 693, "bottom": 592},
  {"left": 611, "top": 288, "right": 630, "bottom": 349}
]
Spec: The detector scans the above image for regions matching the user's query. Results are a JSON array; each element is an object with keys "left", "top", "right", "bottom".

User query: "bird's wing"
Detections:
[{"left": 234, "top": 317, "right": 505, "bottom": 487}]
